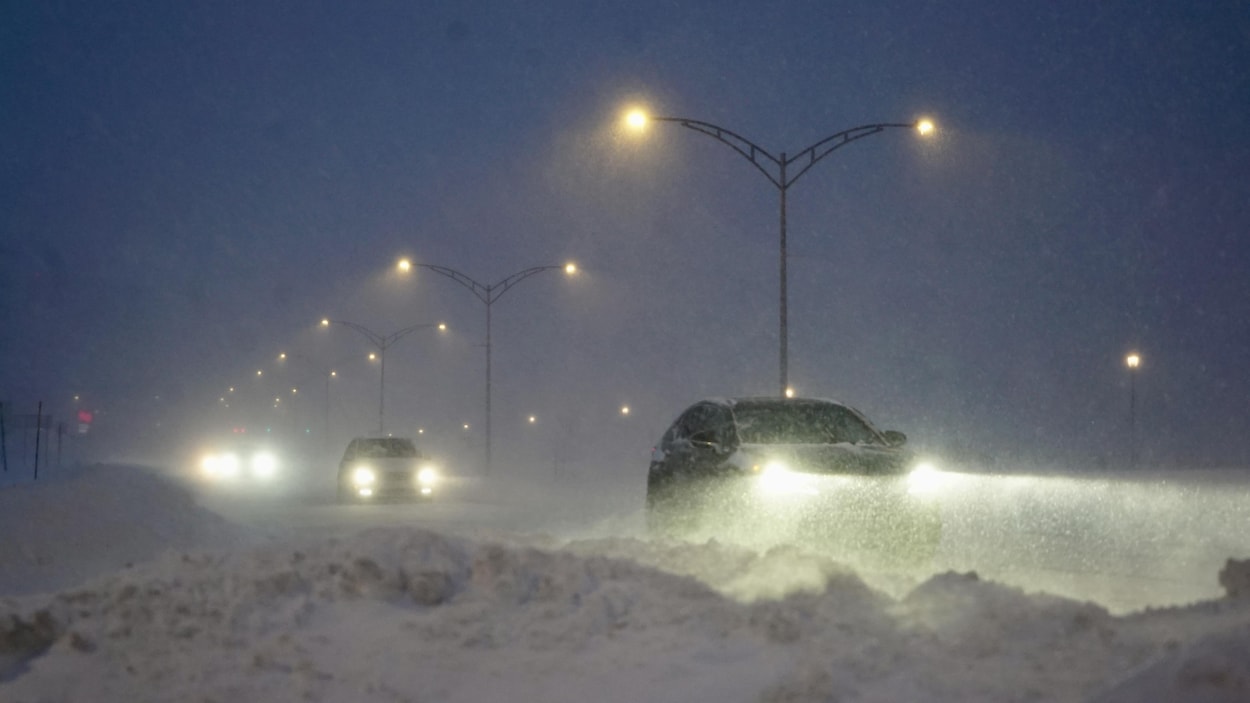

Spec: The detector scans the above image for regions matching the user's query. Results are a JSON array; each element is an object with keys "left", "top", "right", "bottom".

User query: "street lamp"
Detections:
[
  {"left": 397, "top": 259, "right": 577, "bottom": 475},
  {"left": 625, "top": 108, "right": 935, "bottom": 395},
  {"left": 319, "top": 318, "right": 446, "bottom": 435},
  {"left": 1126, "top": 351, "right": 1142, "bottom": 468}
]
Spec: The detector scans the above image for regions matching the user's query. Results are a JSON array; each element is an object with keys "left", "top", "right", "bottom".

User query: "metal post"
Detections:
[
  {"left": 1129, "top": 371, "right": 1137, "bottom": 469},
  {"left": 378, "top": 347, "right": 387, "bottom": 435},
  {"left": 778, "top": 155, "right": 788, "bottom": 396},
  {"left": 485, "top": 300, "right": 493, "bottom": 476},
  {"left": 1, "top": 401, "right": 7, "bottom": 473},
  {"left": 34, "top": 401, "right": 42, "bottom": 480}
]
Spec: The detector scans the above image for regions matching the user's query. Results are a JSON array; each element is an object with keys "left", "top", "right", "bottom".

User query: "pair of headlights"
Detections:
[
  {"left": 350, "top": 465, "right": 439, "bottom": 488},
  {"left": 753, "top": 460, "right": 945, "bottom": 497},
  {"left": 201, "top": 451, "right": 279, "bottom": 480}
]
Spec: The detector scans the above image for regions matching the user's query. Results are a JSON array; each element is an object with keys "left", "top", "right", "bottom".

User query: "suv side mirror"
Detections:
[{"left": 882, "top": 430, "right": 907, "bottom": 447}]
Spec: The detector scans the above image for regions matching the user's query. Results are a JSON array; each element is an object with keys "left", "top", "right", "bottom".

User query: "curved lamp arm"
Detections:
[
  {"left": 322, "top": 319, "right": 440, "bottom": 350},
  {"left": 418, "top": 264, "right": 563, "bottom": 306},
  {"left": 653, "top": 117, "right": 919, "bottom": 190}
]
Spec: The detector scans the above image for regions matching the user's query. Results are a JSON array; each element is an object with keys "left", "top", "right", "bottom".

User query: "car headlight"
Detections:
[
  {"left": 201, "top": 452, "right": 242, "bottom": 480},
  {"left": 250, "top": 451, "right": 279, "bottom": 479},
  {"left": 416, "top": 466, "right": 439, "bottom": 486},
  {"left": 906, "top": 461, "right": 945, "bottom": 496},
  {"left": 352, "top": 466, "right": 376, "bottom": 487},
  {"left": 755, "top": 460, "right": 818, "bottom": 496}
]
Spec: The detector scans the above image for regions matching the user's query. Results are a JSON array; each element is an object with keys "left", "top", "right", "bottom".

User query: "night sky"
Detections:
[{"left": 3, "top": 1, "right": 1249, "bottom": 471}]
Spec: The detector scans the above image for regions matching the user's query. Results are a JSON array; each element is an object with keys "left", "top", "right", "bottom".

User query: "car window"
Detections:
[
  {"left": 672, "top": 405, "right": 709, "bottom": 441},
  {"left": 732, "top": 403, "right": 880, "bottom": 445}
]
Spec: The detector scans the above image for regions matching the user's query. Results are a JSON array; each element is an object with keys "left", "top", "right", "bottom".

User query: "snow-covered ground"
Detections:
[{"left": 2, "top": 463, "right": 1249, "bottom": 702}]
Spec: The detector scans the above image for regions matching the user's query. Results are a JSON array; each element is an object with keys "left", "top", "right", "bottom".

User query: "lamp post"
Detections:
[
  {"left": 625, "top": 109, "right": 935, "bottom": 396},
  {"left": 319, "top": 319, "right": 446, "bottom": 435},
  {"left": 1125, "top": 352, "right": 1142, "bottom": 468},
  {"left": 396, "top": 259, "right": 576, "bottom": 475}
]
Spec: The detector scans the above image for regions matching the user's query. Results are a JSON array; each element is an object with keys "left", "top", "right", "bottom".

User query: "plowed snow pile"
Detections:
[{"left": 1, "top": 466, "right": 1249, "bottom": 702}]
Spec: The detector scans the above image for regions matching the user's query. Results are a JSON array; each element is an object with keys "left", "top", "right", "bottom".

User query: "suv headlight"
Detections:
[
  {"left": 755, "top": 460, "right": 819, "bottom": 496},
  {"left": 416, "top": 466, "right": 439, "bottom": 486},
  {"left": 201, "top": 452, "right": 241, "bottom": 480},
  {"left": 251, "top": 451, "right": 279, "bottom": 479},
  {"left": 906, "top": 461, "right": 944, "bottom": 496},
  {"left": 352, "top": 466, "right": 377, "bottom": 487}
]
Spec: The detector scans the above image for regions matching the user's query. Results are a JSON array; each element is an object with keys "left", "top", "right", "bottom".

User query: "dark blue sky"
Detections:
[{"left": 3, "top": 1, "right": 1249, "bottom": 470}]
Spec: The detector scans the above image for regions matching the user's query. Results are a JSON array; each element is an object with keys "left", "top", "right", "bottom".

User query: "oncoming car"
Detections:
[
  {"left": 194, "top": 438, "right": 285, "bottom": 491},
  {"left": 646, "top": 397, "right": 945, "bottom": 564},
  {"left": 337, "top": 436, "right": 441, "bottom": 503}
]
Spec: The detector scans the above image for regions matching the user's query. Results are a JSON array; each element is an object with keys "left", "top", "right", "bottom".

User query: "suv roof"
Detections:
[{"left": 684, "top": 397, "right": 889, "bottom": 446}]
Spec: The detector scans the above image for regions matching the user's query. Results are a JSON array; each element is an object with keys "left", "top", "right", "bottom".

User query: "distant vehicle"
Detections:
[
  {"left": 646, "top": 397, "right": 945, "bottom": 563},
  {"left": 193, "top": 434, "right": 286, "bottom": 492},
  {"left": 336, "top": 436, "right": 441, "bottom": 503}
]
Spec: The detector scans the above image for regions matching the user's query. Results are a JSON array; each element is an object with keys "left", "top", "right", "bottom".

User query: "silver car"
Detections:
[{"left": 336, "top": 436, "right": 441, "bottom": 503}]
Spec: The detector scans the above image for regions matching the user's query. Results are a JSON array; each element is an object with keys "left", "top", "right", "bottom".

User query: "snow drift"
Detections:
[{"left": 1, "top": 465, "right": 1249, "bottom": 702}]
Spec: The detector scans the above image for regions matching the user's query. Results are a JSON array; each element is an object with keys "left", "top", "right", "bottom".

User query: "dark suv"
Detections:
[
  {"left": 646, "top": 397, "right": 944, "bottom": 563},
  {"left": 337, "top": 436, "right": 441, "bottom": 503}
]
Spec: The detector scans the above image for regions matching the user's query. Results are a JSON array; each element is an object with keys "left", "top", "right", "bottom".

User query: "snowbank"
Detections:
[
  {"left": 0, "top": 464, "right": 244, "bottom": 595},
  {"left": 2, "top": 466, "right": 1250, "bottom": 701}
]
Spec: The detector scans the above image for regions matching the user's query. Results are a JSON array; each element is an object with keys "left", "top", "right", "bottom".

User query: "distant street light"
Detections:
[
  {"left": 625, "top": 108, "right": 935, "bottom": 395},
  {"left": 319, "top": 319, "right": 446, "bottom": 434},
  {"left": 1126, "top": 352, "right": 1142, "bottom": 469},
  {"left": 397, "top": 259, "right": 577, "bottom": 475}
]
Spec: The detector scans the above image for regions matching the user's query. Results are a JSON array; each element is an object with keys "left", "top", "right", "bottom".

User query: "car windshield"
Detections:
[
  {"left": 353, "top": 438, "right": 417, "bottom": 458},
  {"left": 731, "top": 403, "right": 881, "bottom": 445}
]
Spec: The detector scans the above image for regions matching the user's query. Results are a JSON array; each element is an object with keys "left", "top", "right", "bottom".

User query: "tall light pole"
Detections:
[
  {"left": 625, "top": 108, "right": 935, "bottom": 396},
  {"left": 319, "top": 319, "right": 446, "bottom": 435},
  {"left": 1125, "top": 351, "right": 1142, "bottom": 469},
  {"left": 396, "top": 258, "right": 577, "bottom": 475}
]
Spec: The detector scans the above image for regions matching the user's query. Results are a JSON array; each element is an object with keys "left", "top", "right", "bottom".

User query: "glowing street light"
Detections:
[
  {"left": 625, "top": 109, "right": 648, "bottom": 130},
  {"left": 319, "top": 319, "right": 447, "bottom": 434},
  {"left": 625, "top": 106, "right": 936, "bottom": 395},
  {"left": 395, "top": 257, "right": 578, "bottom": 475}
]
